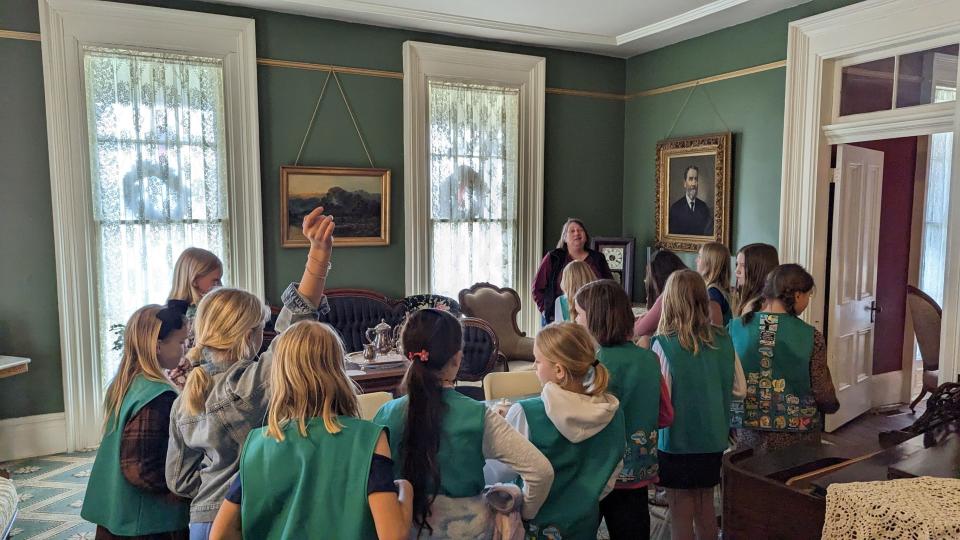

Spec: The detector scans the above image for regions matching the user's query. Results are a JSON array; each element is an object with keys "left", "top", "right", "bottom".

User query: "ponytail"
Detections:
[
  {"left": 181, "top": 366, "right": 212, "bottom": 416},
  {"left": 398, "top": 309, "right": 463, "bottom": 536},
  {"left": 535, "top": 322, "right": 609, "bottom": 395},
  {"left": 582, "top": 361, "right": 610, "bottom": 396},
  {"left": 180, "top": 287, "right": 268, "bottom": 416}
]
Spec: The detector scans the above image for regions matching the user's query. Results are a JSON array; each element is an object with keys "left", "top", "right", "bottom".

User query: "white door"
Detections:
[{"left": 825, "top": 144, "right": 884, "bottom": 432}]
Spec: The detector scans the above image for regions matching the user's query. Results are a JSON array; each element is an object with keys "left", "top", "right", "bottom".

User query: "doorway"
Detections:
[{"left": 781, "top": 0, "right": 960, "bottom": 432}]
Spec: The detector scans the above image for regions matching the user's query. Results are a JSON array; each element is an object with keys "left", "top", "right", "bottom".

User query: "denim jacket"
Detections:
[{"left": 165, "top": 283, "right": 329, "bottom": 523}]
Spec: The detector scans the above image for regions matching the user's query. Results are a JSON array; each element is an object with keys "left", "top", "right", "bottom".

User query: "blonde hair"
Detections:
[
  {"left": 103, "top": 305, "right": 172, "bottom": 432},
  {"left": 560, "top": 261, "right": 598, "bottom": 321},
  {"left": 657, "top": 270, "right": 716, "bottom": 354},
  {"left": 182, "top": 288, "right": 269, "bottom": 415},
  {"left": 169, "top": 248, "right": 223, "bottom": 305},
  {"left": 535, "top": 322, "right": 609, "bottom": 396},
  {"left": 699, "top": 242, "right": 731, "bottom": 293},
  {"left": 266, "top": 321, "right": 360, "bottom": 441}
]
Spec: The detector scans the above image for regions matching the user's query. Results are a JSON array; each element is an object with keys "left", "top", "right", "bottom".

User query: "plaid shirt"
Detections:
[{"left": 120, "top": 392, "right": 177, "bottom": 493}]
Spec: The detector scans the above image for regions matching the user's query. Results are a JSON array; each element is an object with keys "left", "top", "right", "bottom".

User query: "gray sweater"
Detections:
[{"left": 165, "top": 283, "right": 328, "bottom": 523}]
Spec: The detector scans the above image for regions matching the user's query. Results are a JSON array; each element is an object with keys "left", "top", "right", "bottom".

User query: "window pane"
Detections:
[
  {"left": 428, "top": 80, "right": 519, "bottom": 298},
  {"left": 918, "top": 131, "right": 953, "bottom": 308},
  {"left": 84, "top": 47, "right": 230, "bottom": 385},
  {"left": 839, "top": 57, "right": 896, "bottom": 116},
  {"left": 896, "top": 44, "right": 958, "bottom": 108}
]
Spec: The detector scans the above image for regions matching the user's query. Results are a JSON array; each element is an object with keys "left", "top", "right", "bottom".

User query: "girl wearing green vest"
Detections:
[
  {"left": 697, "top": 242, "right": 733, "bottom": 327},
  {"left": 729, "top": 264, "right": 839, "bottom": 452},
  {"left": 167, "top": 207, "right": 335, "bottom": 540},
  {"left": 488, "top": 322, "right": 626, "bottom": 540},
  {"left": 374, "top": 309, "right": 554, "bottom": 539},
  {"left": 82, "top": 301, "right": 191, "bottom": 539},
  {"left": 652, "top": 270, "right": 745, "bottom": 540},
  {"left": 553, "top": 260, "right": 597, "bottom": 322},
  {"left": 574, "top": 280, "right": 673, "bottom": 540},
  {"left": 207, "top": 320, "right": 413, "bottom": 540},
  {"left": 734, "top": 243, "right": 779, "bottom": 318},
  {"left": 166, "top": 247, "right": 223, "bottom": 389}
]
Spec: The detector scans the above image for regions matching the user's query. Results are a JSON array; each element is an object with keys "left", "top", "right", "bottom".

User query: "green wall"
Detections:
[
  {"left": 0, "top": 0, "right": 625, "bottom": 419},
  {"left": 623, "top": 0, "right": 861, "bottom": 297}
]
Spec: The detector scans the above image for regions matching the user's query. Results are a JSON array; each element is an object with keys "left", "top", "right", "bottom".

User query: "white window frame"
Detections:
[
  {"left": 402, "top": 41, "right": 545, "bottom": 334},
  {"left": 39, "top": 0, "right": 263, "bottom": 451}
]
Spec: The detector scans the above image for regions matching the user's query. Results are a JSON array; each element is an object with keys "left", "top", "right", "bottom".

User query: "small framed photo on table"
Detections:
[{"left": 591, "top": 237, "right": 636, "bottom": 299}]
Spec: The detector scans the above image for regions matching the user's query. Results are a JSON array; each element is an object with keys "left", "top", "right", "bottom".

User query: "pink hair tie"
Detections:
[{"left": 407, "top": 349, "right": 430, "bottom": 363}]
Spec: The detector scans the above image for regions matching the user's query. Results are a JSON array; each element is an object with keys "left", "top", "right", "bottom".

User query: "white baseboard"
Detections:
[
  {"left": 871, "top": 371, "right": 906, "bottom": 409},
  {"left": 0, "top": 413, "right": 67, "bottom": 462}
]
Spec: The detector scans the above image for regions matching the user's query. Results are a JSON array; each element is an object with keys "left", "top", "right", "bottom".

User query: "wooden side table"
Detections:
[{"left": 0, "top": 356, "right": 30, "bottom": 379}]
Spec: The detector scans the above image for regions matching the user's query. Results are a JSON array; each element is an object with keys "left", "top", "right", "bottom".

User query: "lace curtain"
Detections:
[
  {"left": 84, "top": 47, "right": 231, "bottom": 384},
  {"left": 919, "top": 130, "right": 954, "bottom": 307},
  {"left": 428, "top": 79, "right": 520, "bottom": 298}
]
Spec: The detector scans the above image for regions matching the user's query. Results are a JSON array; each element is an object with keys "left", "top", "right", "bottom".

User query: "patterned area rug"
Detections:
[{"left": 1, "top": 450, "right": 97, "bottom": 540}]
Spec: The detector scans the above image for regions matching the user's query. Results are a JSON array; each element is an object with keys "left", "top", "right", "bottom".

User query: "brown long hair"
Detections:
[
  {"left": 699, "top": 242, "right": 731, "bottom": 293},
  {"left": 265, "top": 321, "right": 360, "bottom": 440},
  {"left": 398, "top": 309, "right": 463, "bottom": 536},
  {"left": 645, "top": 249, "right": 688, "bottom": 309},
  {"left": 575, "top": 279, "right": 634, "bottom": 346},
  {"left": 735, "top": 243, "right": 779, "bottom": 317},
  {"left": 103, "top": 306, "right": 174, "bottom": 432},
  {"left": 657, "top": 270, "right": 716, "bottom": 354}
]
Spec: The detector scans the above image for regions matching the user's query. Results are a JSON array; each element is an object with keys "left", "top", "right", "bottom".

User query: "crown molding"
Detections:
[{"left": 615, "top": 0, "right": 751, "bottom": 44}]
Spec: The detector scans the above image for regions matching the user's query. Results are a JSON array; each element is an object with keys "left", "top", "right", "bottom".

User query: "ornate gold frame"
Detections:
[
  {"left": 654, "top": 133, "right": 731, "bottom": 252},
  {"left": 281, "top": 165, "right": 391, "bottom": 247}
]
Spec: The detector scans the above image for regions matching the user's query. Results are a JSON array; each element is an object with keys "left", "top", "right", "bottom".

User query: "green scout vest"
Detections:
[
  {"left": 240, "top": 416, "right": 382, "bottom": 540},
  {"left": 597, "top": 343, "right": 661, "bottom": 485},
  {"left": 728, "top": 313, "right": 819, "bottom": 432},
  {"left": 81, "top": 375, "right": 189, "bottom": 536},
  {"left": 557, "top": 295, "right": 570, "bottom": 321},
  {"left": 655, "top": 332, "right": 735, "bottom": 454},
  {"left": 373, "top": 388, "right": 486, "bottom": 497},
  {"left": 519, "top": 397, "right": 625, "bottom": 540}
]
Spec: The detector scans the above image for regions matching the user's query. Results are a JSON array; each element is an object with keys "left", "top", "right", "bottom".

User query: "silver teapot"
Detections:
[{"left": 365, "top": 319, "right": 395, "bottom": 355}]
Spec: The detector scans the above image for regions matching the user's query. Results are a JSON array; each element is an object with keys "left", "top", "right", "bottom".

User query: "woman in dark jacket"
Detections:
[{"left": 532, "top": 218, "right": 613, "bottom": 325}]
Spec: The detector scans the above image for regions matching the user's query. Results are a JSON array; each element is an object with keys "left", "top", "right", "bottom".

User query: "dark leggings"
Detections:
[{"left": 599, "top": 486, "right": 650, "bottom": 540}]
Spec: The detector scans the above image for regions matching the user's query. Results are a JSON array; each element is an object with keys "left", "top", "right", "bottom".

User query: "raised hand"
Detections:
[{"left": 301, "top": 206, "right": 335, "bottom": 258}]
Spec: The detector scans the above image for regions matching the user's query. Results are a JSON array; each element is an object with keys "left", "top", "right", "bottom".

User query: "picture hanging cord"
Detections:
[
  {"left": 663, "top": 82, "right": 732, "bottom": 140},
  {"left": 294, "top": 70, "right": 376, "bottom": 168}
]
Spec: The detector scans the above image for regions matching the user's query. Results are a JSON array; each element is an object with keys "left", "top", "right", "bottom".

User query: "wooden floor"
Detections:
[{"left": 822, "top": 400, "right": 926, "bottom": 450}]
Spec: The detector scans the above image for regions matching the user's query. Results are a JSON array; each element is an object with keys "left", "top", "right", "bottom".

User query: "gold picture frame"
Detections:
[
  {"left": 281, "top": 166, "right": 390, "bottom": 247},
  {"left": 655, "top": 133, "right": 731, "bottom": 252}
]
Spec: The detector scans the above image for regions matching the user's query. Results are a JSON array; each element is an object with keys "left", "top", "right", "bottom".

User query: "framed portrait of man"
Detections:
[{"left": 654, "top": 133, "right": 731, "bottom": 252}]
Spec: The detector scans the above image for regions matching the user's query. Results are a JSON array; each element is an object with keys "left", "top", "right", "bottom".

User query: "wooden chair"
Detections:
[
  {"left": 456, "top": 317, "right": 505, "bottom": 400},
  {"left": 906, "top": 285, "right": 942, "bottom": 411},
  {"left": 483, "top": 370, "right": 542, "bottom": 401},
  {"left": 357, "top": 391, "right": 393, "bottom": 420},
  {"left": 459, "top": 283, "right": 535, "bottom": 369}
]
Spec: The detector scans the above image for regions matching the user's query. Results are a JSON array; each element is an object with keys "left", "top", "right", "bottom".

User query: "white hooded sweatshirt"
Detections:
[{"left": 484, "top": 382, "right": 624, "bottom": 497}]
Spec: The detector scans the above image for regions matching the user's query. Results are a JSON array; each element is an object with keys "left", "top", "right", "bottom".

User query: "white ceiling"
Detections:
[{"left": 209, "top": 0, "right": 811, "bottom": 58}]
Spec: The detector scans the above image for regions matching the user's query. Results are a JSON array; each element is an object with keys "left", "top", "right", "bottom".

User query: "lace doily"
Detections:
[{"left": 822, "top": 477, "right": 960, "bottom": 540}]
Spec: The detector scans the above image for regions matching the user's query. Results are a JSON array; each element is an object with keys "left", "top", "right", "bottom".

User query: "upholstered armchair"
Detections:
[
  {"left": 907, "top": 285, "right": 942, "bottom": 411},
  {"left": 459, "top": 283, "right": 535, "bottom": 369}
]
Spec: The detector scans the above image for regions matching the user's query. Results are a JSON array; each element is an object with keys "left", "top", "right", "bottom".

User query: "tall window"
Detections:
[
  {"left": 428, "top": 80, "right": 519, "bottom": 298},
  {"left": 84, "top": 48, "right": 231, "bottom": 383},
  {"left": 919, "top": 130, "right": 954, "bottom": 307},
  {"left": 403, "top": 42, "right": 544, "bottom": 333}
]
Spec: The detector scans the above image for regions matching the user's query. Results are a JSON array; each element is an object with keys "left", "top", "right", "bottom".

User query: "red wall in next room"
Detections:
[{"left": 851, "top": 137, "right": 918, "bottom": 375}]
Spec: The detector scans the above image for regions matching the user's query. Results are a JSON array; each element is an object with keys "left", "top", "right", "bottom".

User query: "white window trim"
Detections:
[
  {"left": 402, "top": 41, "right": 545, "bottom": 334},
  {"left": 39, "top": 0, "right": 263, "bottom": 451},
  {"left": 780, "top": 0, "right": 960, "bottom": 386}
]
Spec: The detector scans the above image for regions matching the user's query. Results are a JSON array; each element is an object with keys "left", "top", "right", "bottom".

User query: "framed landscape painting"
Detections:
[
  {"left": 654, "top": 133, "right": 731, "bottom": 252},
  {"left": 281, "top": 166, "right": 391, "bottom": 247}
]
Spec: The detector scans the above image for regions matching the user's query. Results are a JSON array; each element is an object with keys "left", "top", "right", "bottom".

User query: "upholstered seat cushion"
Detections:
[{"left": 0, "top": 476, "right": 17, "bottom": 540}]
